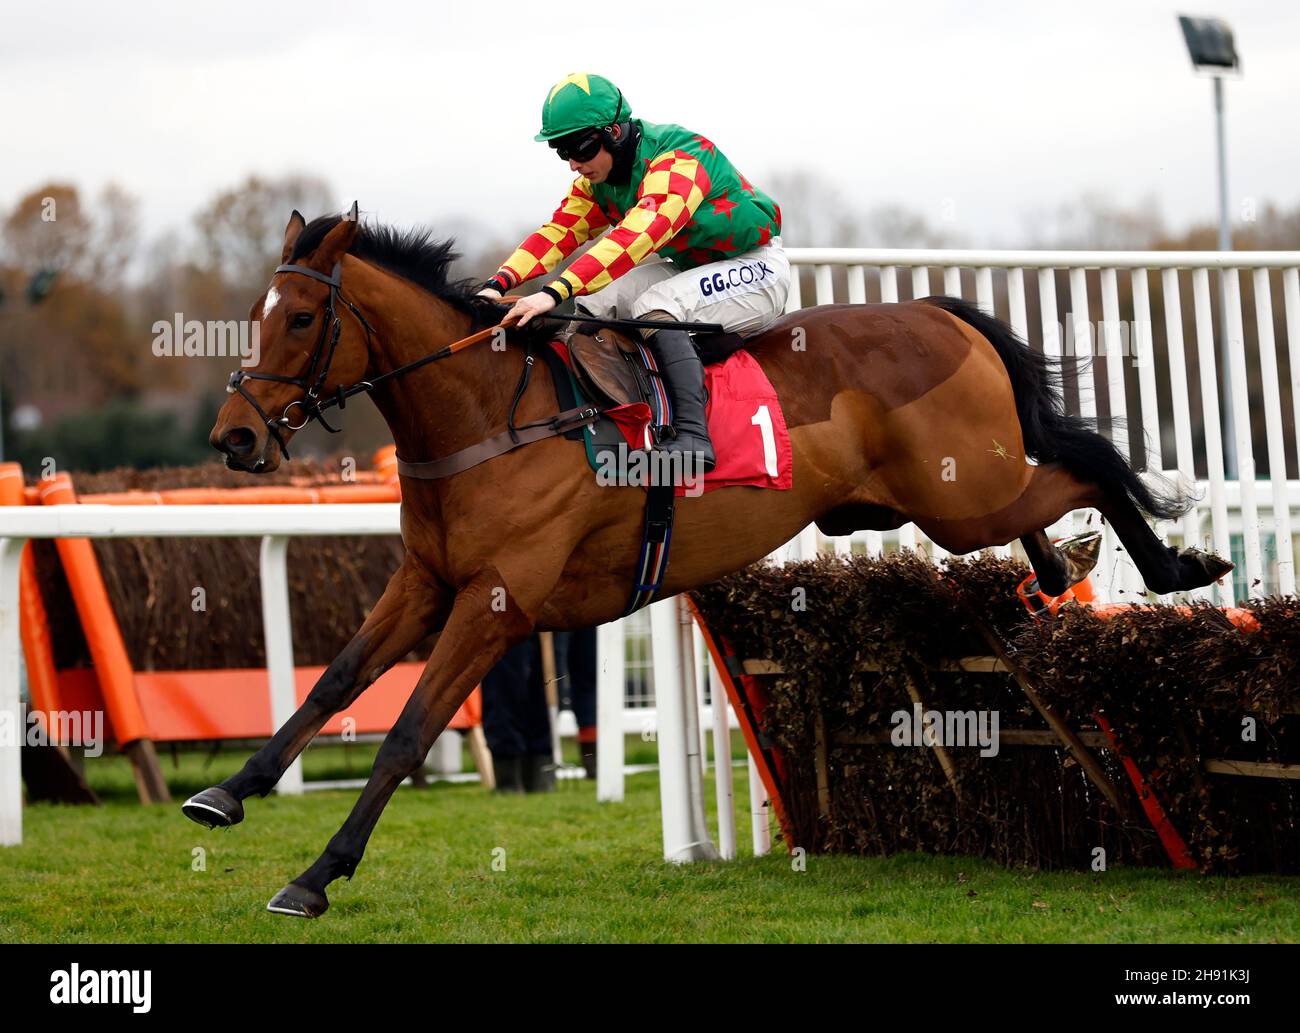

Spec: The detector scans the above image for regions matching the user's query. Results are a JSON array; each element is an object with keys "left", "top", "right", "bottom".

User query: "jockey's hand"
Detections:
[
  {"left": 476, "top": 286, "right": 503, "bottom": 301},
  {"left": 500, "top": 291, "right": 557, "bottom": 328}
]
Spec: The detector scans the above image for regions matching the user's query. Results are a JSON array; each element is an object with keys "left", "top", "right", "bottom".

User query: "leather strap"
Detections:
[{"left": 396, "top": 405, "right": 599, "bottom": 480}]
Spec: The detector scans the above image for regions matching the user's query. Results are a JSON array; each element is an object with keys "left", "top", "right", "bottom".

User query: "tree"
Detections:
[
  {"left": 2, "top": 184, "right": 92, "bottom": 276},
  {"left": 192, "top": 173, "right": 336, "bottom": 296}
]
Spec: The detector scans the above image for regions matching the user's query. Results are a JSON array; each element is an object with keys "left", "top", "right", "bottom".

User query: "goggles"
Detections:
[{"left": 551, "top": 129, "right": 605, "bottom": 163}]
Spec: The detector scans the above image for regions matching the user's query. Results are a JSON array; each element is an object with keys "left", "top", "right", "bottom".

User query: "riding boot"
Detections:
[{"left": 641, "top": 314, "right": 716, "bottom": 477}]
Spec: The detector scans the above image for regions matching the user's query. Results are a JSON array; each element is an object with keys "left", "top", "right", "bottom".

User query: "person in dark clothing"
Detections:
[
  {"left": 553, "top": 628, "right": 597, "bottom": 778},
  {"left": 480, "top": 636, "right": 554, "bottom": 793},
  {"left": 480, "top": 628, "right": 600, "bottom": 792}
]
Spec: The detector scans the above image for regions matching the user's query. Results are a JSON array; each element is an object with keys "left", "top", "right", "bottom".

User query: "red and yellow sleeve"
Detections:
[
  {"left": 544, "top": 150, "right": 711, "bottom": 301},
  {"left": 490, "top": 177, "right": 609, "bottom": 291}
]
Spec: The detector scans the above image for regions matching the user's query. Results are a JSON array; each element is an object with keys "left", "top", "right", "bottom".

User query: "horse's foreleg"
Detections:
[
  {"left": 182, "top": 559, "right": 450, "bottom": 828},
  {"left": 267, "top": 573, "right": 534, "bottom": 918}
]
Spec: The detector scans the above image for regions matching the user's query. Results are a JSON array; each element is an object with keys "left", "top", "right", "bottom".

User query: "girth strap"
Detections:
[{"left": 396, "top": 405, "right": 600, "bottom": 480}]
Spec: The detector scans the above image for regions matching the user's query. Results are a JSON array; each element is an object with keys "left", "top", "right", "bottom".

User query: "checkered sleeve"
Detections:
[
  {"left": 544, "top": 150, "right": 711, "bottom": 301},
  {"left": 490, "top": 177, "right": 610, "bottom": 291}
]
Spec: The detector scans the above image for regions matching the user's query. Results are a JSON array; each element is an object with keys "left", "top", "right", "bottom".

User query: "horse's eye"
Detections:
[{"left": 290, "top": 312, "right": 314, "bottom": 330}]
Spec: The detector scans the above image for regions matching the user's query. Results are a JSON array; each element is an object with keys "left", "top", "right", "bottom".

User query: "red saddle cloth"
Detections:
[{"left": 583, "top": 347, "right": 794, "bottom": 497}]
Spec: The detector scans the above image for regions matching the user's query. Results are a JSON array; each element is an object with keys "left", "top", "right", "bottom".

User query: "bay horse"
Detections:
[{"left": 190, "top": 208, "right": 1231, "bottom": 917}]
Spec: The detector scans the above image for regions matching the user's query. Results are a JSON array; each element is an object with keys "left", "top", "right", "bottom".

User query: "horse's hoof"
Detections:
[
  {"left": 1057, "top": 531, "right": 1103, "bottom": 586},
  {"left": 267, "top": 883, "right": 329, "bottom": 919},
  {"left": 182, "top": 787, "right": 244, "bottom": 829},
  {"left": 1179, "top": 548, "right": 1235, "bottom": 589}
]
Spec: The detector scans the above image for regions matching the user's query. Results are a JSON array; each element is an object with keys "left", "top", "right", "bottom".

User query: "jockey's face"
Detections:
[{"left": 570, "top": 123, "right": 620, "bottom": 184}]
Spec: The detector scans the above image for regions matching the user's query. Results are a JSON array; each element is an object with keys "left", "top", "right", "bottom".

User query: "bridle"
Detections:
[
  {"left": 226, "top": 261, "right": 377, "bottom": 460},
  {"left": 226, "top": 260, "right": 501, "bottom": 461}
]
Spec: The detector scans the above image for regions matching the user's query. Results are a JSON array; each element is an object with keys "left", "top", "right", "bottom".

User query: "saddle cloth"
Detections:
[{"left": 547, "top": 325, "right": 792, "bottom": 496}]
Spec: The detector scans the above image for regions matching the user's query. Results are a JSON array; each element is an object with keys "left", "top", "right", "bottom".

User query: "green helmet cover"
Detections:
[{"left": 535, "top": 73, "right": 631, "bottom": 141}]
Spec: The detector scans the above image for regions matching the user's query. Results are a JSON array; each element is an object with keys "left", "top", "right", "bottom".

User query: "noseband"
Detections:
[{"left": 226, "top": 261, "right": 378, "bottom": 460}]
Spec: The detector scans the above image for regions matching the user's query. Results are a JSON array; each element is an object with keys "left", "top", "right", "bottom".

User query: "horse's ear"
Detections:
[
  {"left": 281, "top": 210, "right": 307, "bottom": 264},
  {"left": 343, "top": 200, "right": 359, "bottom": 223},
  {"left": 315, "top": 208, "right": 360, "bottom": 268}
]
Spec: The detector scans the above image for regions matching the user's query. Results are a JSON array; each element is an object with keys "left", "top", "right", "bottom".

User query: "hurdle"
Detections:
[{"left": 0, "top": 493, "right": 493, "bottom": 847}]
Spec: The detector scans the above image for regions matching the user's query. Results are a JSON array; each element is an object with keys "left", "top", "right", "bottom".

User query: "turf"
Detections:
[{"left": 1, "top": 741, "right": 1297, "bottom": 943}]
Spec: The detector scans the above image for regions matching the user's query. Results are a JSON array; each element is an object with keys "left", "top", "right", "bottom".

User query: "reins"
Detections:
[{"left": 227, "top": 261, "right": 722, "bottom": 465}]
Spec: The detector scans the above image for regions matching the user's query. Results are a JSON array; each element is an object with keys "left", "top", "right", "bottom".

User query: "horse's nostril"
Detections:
[{"left": 221, "top": 427, "right": 257, "bottom": 457}]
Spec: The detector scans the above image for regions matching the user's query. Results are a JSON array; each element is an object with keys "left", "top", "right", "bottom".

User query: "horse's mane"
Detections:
[{"left": 290, "top": 213, "right": 505, "bottom": 331}]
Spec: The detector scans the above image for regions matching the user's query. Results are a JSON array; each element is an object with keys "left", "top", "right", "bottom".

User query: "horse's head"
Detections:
[{"left": 211, "top": 204, "right": 374, "bottom": 472}]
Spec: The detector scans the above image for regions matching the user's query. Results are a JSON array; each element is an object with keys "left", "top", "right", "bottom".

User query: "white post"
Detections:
[
  {"left": 707, "top": 653, "right": 736, "bottom": 860},
  {"left": 748, "top": 754, "right": 771, "bottom": 857},
  {"left": 0, "top": 536, "right": 26, "bottom": 846},
  {"left": 425, "top": 732, "right": 462, "bottom": 776},
  {"left": 1161, "top": 269, "right": 1210, "bottom": 595},
  {"left": 649, "top": 597, "right": 717, "bottom": 862},
  {"left": 1101, "top": 268, "right": 1141, "bottom": 598},
  {"left": 676, "top": 605, "right": 712, "bottom": 843},
  {"left": 691, "top": 623, "right": 708, "bottom": 774},
  {"left": 1223, "top": 269, "right": 1264, "bottom": 598},
  {"left": 595, "top": 618, "right": 625, "bottom": 802},
  {"left": 259, "top": 535, "right": 303, "bottom": 795},
  {"left": 1192, "top": 269, "right": 1234, "bottom": 604},
  {"left": 975, "top": 266, "right": 995, "bottom": 315},
  {"left": 1252, "top": 269, "right": 1295, "bottom": 596}
]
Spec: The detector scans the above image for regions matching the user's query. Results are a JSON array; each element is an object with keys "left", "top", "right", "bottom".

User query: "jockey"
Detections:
[{"left": 481, "top": 72, "right": 790, "bottom": 474}]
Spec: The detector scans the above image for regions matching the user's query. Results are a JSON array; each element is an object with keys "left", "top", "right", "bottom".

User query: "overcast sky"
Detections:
[{"left": 5, "top": 0, "right": 1298, "bottom": 250}]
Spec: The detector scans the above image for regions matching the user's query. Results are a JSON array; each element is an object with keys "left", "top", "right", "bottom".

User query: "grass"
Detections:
[{"left": 1, "top": 740, "right": 1297, "bottom": 943}]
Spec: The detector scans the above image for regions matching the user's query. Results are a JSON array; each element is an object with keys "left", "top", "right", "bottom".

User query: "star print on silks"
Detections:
[
  {"left": 738, "top": 173, "right": 756, "bottom": 195},
  {"left": 710, "top": 232, "right": 736, "bottom": 253},
  {"left": 710, "top": 189, "right": 737, "bottom": 220},
  {"left": 691, "top": 135, "right": 716, "bottom": 155},
  {"left": 549, "top": 73, "right": 591, "bottom": 102},
  {"left": 755, "top": 221, "right": 773, "bottom": 247}
]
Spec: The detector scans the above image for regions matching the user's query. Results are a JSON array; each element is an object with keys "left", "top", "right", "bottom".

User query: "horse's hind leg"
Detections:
[
  {"left": 984, "top": 462, "right": 1231, "bottom": 596},
  {"left": 1094, "top": 488, "right": 1233, "bottom": 595},
  {"left": 182, "top": 558, "right": 450, "bottom": 829},
  {"left": 266, "top": 573, "right": 534, "bottom": 918}
]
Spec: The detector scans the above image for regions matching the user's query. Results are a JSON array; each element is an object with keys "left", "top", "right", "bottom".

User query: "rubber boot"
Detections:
[
  {"left": 523, "top": 754, "right": 557, "bottom": 794},
  {"left": 642, "top": 316, "right": 716, "bottom": 478},
  {"left": 492, "top": 753, "right": 525, "bottom": 794}
]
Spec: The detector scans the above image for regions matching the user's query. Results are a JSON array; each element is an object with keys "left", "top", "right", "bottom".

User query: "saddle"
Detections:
[{"left": 563, "top": 318, "right": 747, "bottom": 411}]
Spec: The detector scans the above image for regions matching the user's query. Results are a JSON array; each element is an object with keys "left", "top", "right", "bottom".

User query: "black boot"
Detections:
[
  {"left": 492, "top": 753, "right": 525, "bottom": 794},
  {"left": 579, "top": 740, "right": 597, "bottom": 780},
  {"left": 644, "top": 324, "right": 716, "bottom": 477},
  {"left": 522, "top": 754, "right": 557, "bottom": 794}
]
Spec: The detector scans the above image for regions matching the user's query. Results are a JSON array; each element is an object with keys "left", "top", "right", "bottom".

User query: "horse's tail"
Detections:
[{"left": 921, "top": 295, "right": 1193, "bottom": 521}]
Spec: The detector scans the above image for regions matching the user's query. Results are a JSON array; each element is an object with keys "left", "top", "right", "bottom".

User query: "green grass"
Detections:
[{"left": 2, "top": 741, "right": 1298, "bottom": 943}]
